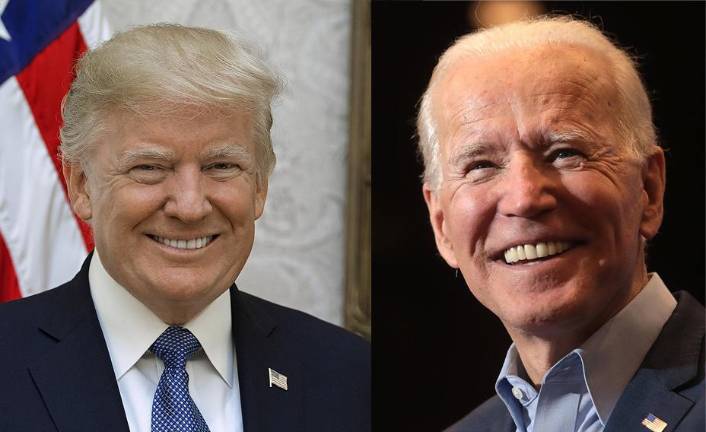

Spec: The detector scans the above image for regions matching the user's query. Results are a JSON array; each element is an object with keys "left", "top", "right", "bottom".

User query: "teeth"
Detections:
[
  {"left": 503, "top": 241, "right": 570, "bottom": 264},
  {"left": 536, "top": 242, "right": 548, "bottom": 257},
  {"left": 154, "top": 235, "right": 214, "bottom": 250}
]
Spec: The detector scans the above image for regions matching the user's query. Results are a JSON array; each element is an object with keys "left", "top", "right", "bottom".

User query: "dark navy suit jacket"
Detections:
[
  {"left": 446, "top": 292, "right": 704, "bottom": 432},
  {"left": 0, "top": 255, "right": 370, "bottom": 432}
]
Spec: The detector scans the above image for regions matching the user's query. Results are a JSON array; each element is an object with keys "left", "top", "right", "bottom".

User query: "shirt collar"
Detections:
[
  {"left": 89, "top": 250, "right": 234, "bottom": 387},
  {"left": 579, "top": 273, "right": 675, "bottom": 423},
  {"left": 495, "top": 273, "right": 676, "bottom": 426}
]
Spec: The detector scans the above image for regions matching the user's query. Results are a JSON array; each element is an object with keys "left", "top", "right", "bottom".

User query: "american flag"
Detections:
[
  {"left": 0, "top": 0, "right": 109, "bottom": 302},
  {"left": 641, "top": 413, "right": 667, "bottom": 432},
  {"left": 268, "top": 367, "right": 288, "bottom": 391}
]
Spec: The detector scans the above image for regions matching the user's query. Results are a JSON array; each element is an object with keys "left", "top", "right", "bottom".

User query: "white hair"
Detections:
[
  {"left": 418, "top": 16, "right": 658, "bottom": 190},
  {"left": 60, "top": 23, "right": 282, "bottom": 185}
]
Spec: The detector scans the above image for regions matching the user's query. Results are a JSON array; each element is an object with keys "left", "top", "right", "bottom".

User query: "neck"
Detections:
[{"left": 506, "top": 269, "right": 648, "bottom": 387}]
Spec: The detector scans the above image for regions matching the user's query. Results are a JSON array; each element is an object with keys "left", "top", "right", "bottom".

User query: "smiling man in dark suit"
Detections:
[
  {"left": 0, "top": 24, "right": 369, "bottom": 432},
  {"left": 419, "top": 17, "right": 703, "bottom": 431}
]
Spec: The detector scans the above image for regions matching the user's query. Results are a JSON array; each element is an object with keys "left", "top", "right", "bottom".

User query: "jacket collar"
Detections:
[
  {"left": 232, "top": 286, "right": 305, "bottom": 432},
  {"left": 30, "top": 253, "right": 130, "bottom": 432},
  {"left": 605, "top": 291, "right": 704, "bottom": 432}
]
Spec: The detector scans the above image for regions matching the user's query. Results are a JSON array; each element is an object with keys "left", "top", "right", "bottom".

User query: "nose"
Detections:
[
  {"left": 497, "top": 154, "right": 557, "bottom": 218},
  {"left": 163, "top": 167, "right": 213, "bottom": 222}
]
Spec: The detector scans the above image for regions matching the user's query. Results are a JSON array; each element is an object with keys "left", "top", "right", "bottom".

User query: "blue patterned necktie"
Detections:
[{"left": 150, "top": 326, "right": 210, "bottom": 432}]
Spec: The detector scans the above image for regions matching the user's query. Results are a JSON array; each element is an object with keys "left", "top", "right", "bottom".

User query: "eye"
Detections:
[
  {"left": 549, "top": 148, "right": 585, "bottom": 161},
  {"left": 461, "top": 159, "right": 500, "bottom": 183},
  {"left": 128, "top": 164, "right": 167, "bottom": 184},
  {"left": 468, "top": 160, "right": 497, "bottom": 171},
  {"left": 130, "top": 164, "right": 166, "bottom": 174},
  {"left": 206, "top": 162, "right": 240, "bottom": 171}
]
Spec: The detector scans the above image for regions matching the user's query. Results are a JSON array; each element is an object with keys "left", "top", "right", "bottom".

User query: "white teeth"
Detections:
[
  {"left": 154, "top": 235, "right": 214, "bottom": 250},
  {"left": 536, "top": 242, "right": 548, "bottom": 257},
  {"left": 505, "top": 248, "right": 518, "bottom": 263},
  {"left": 503, "top": 241, "right": 570, "bottom": 264},
  {"left": 524, "top": 244, "right": 537, "bottom": 260},
  {"left": 548, "top": 242, "right": 557, "bottom": 255}
]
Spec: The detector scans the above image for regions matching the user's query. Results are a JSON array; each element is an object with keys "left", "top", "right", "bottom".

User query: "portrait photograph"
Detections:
[{"left": 373, "top": 2, "right": 704, "bottom": 431}]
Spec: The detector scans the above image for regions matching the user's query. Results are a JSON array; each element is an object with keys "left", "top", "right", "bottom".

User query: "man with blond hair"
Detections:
[
  {"left": 419, "top": 17, "right": 703, "bottom": 431},
  {"left": 0, "top": 24, "right": 369, "bottom": 432}
]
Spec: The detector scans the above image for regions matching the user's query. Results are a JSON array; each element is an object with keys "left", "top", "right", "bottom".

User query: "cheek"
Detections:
[
  {"left": 211, "top": 188, "right": 258, "bottom": 224},
  {"left": 561, "top": 172, "right": 643, "bottom": 242},
  {"left": 94, "top": 186, "right": 164, "bottom": 230},
  {"left": 445, "top": 185, "right": 496, "bottom": 255}
]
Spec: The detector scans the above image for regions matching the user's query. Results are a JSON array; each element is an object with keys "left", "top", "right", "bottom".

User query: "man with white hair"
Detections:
[
  {"left": 0, "top": 24, "right": 369, "bottom": 432},
  {"left": 419, "top": 17, "right": 703, "bottom": 431}
]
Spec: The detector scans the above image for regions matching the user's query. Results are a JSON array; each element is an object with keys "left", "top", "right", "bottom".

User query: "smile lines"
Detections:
[
  {"left": 503, "top": 241, "right": 570, "bottom": 264},
  {"left": 151, "top": 235, "right": 216, "bottom": 250}
]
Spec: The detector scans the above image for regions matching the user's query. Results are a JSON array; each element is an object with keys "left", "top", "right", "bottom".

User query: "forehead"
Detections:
[
  {"left": 432, "top": 44, "right": 619, "bottom": 144},
  {"left": 100, "top": 108, "right": 254, "bottom": 156}
]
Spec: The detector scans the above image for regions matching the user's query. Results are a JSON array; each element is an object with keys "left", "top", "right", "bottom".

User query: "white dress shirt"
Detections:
[
  {"left": 495, "top": 273, "right": 677, "bottom": 432},
  {"left": 89, "top": 250, "right": 244, "bottom": 432}
]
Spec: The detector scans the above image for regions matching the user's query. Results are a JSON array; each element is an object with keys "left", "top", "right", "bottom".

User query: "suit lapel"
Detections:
[
  {"left": 28, "top": 255, "right": 130, "bottom": 432},
  {"left": 232, "top": 287, "right": 304, "bottom": 432},
  {"left": 605, "top": 292, "right": 704, "bottom": 432}
]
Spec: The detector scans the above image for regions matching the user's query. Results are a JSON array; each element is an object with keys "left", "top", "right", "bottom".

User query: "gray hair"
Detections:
[
  {"left": 60, "top": 23, "right": 281, "bottom": 184},
  {"left": 418, "top": 16, "right": 658, "bottom": 190}
]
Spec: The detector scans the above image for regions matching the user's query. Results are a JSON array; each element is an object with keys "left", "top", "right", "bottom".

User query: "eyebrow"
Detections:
[
  {"left": 117, "top": 148, "right": 176, "bottom": 168},
  {"left": 544, "top": 129, "right": 594, "bottom": 145},
  {"left": 200, "top": 143, "right": 253, "bottom": 162},
  {"left": 448, "top": 142, "right": 496, "bottom": 167},
  {"left": 446, "top": 129, "right": 596, "bottom": 166}
]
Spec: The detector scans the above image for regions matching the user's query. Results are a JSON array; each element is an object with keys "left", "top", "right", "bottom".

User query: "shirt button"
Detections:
[{"left": 511, "top": 386, "right": 524, "bottom": 400}]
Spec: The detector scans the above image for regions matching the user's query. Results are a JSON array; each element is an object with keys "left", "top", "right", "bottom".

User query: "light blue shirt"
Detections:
[{"left": 495, "top": 274, "right": 677, "bottom": 432}]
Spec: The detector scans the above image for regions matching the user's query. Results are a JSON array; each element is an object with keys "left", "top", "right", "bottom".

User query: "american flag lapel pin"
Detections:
[
  {"left": 641, "top": 413, "right": 667, "bottom": 432},
  {"left": 268, "top": 367, "right": 288, "bottom": 391}
]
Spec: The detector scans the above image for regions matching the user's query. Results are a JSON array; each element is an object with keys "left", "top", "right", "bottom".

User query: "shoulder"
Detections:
[
  {"left": 0, "top": 254, "right": 92, "bottom": 337},
  {"left": 0, "top": 278, "right": 76, "bottom": 332},
  {"left": 445, "top": 395, "right": 511, "bottom": 432},
  {"left": 0, "top": 278, "right": 88, "bottom": 361},
  {"left": 235, "top": 289, "right": 370, "bottom": 363}
]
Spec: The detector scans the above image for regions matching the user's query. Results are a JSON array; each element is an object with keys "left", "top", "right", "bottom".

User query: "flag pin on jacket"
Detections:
[
  {"left": 268, "top": 367, "right": 288, "bottom": 391},
  {"left": 641, "top": 413, "right": 667, "bottom": 432}
]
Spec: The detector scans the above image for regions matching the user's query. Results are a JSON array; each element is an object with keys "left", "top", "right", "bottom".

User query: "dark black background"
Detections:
[{"left": 372, "top": 2, "right": 705, "bottom": 430}]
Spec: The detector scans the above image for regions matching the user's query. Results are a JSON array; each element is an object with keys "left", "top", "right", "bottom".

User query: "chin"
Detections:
[
  {"left": 149, "top": 274, "right": 221, "bottom": 302},
  {"left": 502, "top": 295, "right": 596, "bottom": 337}
]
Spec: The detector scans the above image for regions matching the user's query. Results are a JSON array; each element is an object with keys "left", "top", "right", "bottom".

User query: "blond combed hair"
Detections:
[
  {"left": 60, "top": 23, "right": 281, "bottom": 184},
  {"left": 417, "top": 16, "right": 658, "bottom": 190}
]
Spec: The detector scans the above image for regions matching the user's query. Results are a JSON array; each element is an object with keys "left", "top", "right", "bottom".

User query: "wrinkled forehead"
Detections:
[
  {"left": 89, "top": 107, "right": 255, "bottom": 158},
  {"left": 431, "top": 44, "right": 619, "bottom": 135}
]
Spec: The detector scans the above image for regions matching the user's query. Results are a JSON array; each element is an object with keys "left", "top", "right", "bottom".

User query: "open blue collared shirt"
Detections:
[{"left": 495, "top": 274, "right": 677, "bottom": 432}]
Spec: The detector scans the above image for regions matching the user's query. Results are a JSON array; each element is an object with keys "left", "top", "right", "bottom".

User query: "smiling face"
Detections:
[
  {"left": 64, "top": 109, "right": 267, "bottom": 324},
  {"left": 424, "top": 45, "right": 665, "bottom": 338}
]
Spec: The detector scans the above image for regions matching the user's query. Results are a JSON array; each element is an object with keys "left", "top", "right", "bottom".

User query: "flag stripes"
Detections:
[
  {"left": 15, "top": 21, "right": 93, "bottom": 250},
  {"left": 0, "top": 0, "right": 109, "bottom": 301},
  {"left": 0, "top": 231, "right": 20, "bottom": 302}
]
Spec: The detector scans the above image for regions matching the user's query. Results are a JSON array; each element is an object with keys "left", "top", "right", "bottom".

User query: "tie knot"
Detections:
[{"left": 150, "top": 326, "right": 202, "bottom": 369}]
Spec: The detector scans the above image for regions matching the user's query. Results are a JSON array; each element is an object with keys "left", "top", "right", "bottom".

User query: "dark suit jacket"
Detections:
[
  {"left": 0, "top": 255, "right": 370, "bottom": 432},
  {"left": 446, "top": 291, "right": 705, "bottom": 432}
]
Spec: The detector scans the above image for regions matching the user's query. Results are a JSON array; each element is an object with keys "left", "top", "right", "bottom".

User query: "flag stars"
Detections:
[{"left": 0, "top": 0, "right": 10, "bottom": 41}]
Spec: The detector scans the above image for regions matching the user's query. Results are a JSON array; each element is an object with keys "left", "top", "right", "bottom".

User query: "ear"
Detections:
[
  {"left": 638, "top": 148, "right": 666, "bottom": 240},
  {"left": 62, "top": 161, "right": 93, "bottom": 221},
  {"left": 423, "top": 183, "right": 458, "bottom": 268},
  {"left": 254, "top": 176, "right": 269, "bottom": 220}
]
